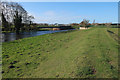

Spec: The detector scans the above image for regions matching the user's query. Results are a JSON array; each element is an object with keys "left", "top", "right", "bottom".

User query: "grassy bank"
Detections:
[
  {"left": 2, "top": 27, "right": 119, "bottom": 78},
  {"left": 107, "top": 28, "right": 119, "bottom": 36}
]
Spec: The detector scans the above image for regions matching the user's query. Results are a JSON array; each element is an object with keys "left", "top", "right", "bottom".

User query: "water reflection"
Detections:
[{"left": 2, "top": 30, "right": 69, "bottom": 42}]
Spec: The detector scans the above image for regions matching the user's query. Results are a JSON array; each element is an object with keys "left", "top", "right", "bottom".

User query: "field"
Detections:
[
  {"left": 108, "top": 28, "right": 119, "bottom": 36},
  {"left": 2, "top": 26, "right": 119, "bottom": 78}
]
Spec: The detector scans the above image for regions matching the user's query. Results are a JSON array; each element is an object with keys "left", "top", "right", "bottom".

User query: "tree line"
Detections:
[
  {"left": 0, "top": 1, "right": 35, "bottom": 34},
  {"left": 70, "top": 19, "right": 113, "bottom": 29}
]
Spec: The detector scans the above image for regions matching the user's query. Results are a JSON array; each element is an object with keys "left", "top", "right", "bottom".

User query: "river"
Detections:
[{"left": 1, "top": 30, "right": 72, "bottom": 42}]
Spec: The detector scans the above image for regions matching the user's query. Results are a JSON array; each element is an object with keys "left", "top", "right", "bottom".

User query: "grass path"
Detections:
[{"left": 2, "top": 27, "right": 118, "bottom": 78}]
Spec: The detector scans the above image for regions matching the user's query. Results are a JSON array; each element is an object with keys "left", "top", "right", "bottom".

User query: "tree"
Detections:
[
  {"left": 27, "top": 15, "right": 34, "bottom": 25},
  {"left": 94, "top": 23, "right": 98, "bottom": 26},
  {"left": 80, "top": 19, "right": 90, "bottom": 28},
  {"left": 1, "top": 11, "right": 9, "bottom": 31},
  {"left": 105, "top": 23, "right": 112, "bottom": 27},
  {"left": 0, "top": 1, "right": 34, "bottom": 33},
  {"left": 23, "top": 15, "right": 34, "bottom": 31},
  {"left": 0, "top": 1, "right": 10, "bottom": 31},
  {"left": 14, "top": 11, "right": 22, "bottom": 34},
  {"left": 92, "top": 19, "right": 95, "bottom": 25},
  {"left": 10, "top": 2, "right": 28, "bottom": 33},
  {"left": 70, "top": 23, "right": 80, "bottom": 29}
]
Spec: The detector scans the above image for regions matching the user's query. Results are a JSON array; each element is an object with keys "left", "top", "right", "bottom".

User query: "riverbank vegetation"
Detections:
[
  {"left": 2, "top": 26, "right": 119, "bottom": 78},
  {"left": 0, "top": 1, "right": 74, "bottom": 33},
  {"left": 0, "top": 1, "right": 36, "bottom": 33},
  {"left": 1, "top": 1, "right": 119, "bottom": 78},
  {"left": 1, "top": 1, "right": 118, "bottom": 34}
]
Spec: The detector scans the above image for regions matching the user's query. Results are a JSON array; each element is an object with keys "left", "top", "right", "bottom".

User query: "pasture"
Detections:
[{"left": 2, "top": 26, "right": 119, "bottom": 78}]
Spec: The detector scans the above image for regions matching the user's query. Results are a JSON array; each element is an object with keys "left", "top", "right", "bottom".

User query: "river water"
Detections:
[{"left": 1, "top": 30, "right": 70, "bottom": 42}]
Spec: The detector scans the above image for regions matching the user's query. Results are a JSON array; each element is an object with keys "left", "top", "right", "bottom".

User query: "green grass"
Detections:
[
  {"left": 2, "top": 26, "right": 119, "bottom": 78},
  {"left": 2, "top": 31, "right": 14, "bottom": 33},
  {"left": 107, "top": 28, "right": 119, "bottom": 36},
  {"left": 38, "top": 28, "right": 53, "bottom": 31},
  {"left": 37, "top": 25, "right": 58, "bottom": 27}
]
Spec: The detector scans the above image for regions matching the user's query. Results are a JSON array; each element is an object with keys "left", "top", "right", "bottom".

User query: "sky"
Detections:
[
  {"left": 3, "top": 0, "right": 120, "bottom": 2},
  {"left": 18, "top": 2, "right": 118, "bottom": 24}
]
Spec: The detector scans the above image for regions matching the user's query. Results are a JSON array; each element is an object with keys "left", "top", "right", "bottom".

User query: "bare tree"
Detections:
[
  {"left": 1, "top": 11, "right": 9, "bottom": 31},
  {"left": 12, "top": 3, "right": 28, "bottom": 33},
  {"left": 27, "top": 15, "right": 34, "bottom": 25},
  {"left": 105, "top": 23, "right": 112, "bottom": 27},
  {"left": 24, "top": 15, "right": 34, "bottom": 31},
  {"left": 80, "top": 19, "right": 90, "bottom": 28},
  {"left": 0, "top": 1, "right": 34, "bottom": 33},
  {"left": 0, "top": 1, "right": 10, "bottom": 30},
  {"left": 94, "top": 23, "right": 98, "bottom": 26}
]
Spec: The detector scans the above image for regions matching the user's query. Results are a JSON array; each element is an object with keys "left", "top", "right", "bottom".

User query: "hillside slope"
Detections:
[{"left": 2, "top": 27, "right": 118, "bottom": 78}]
